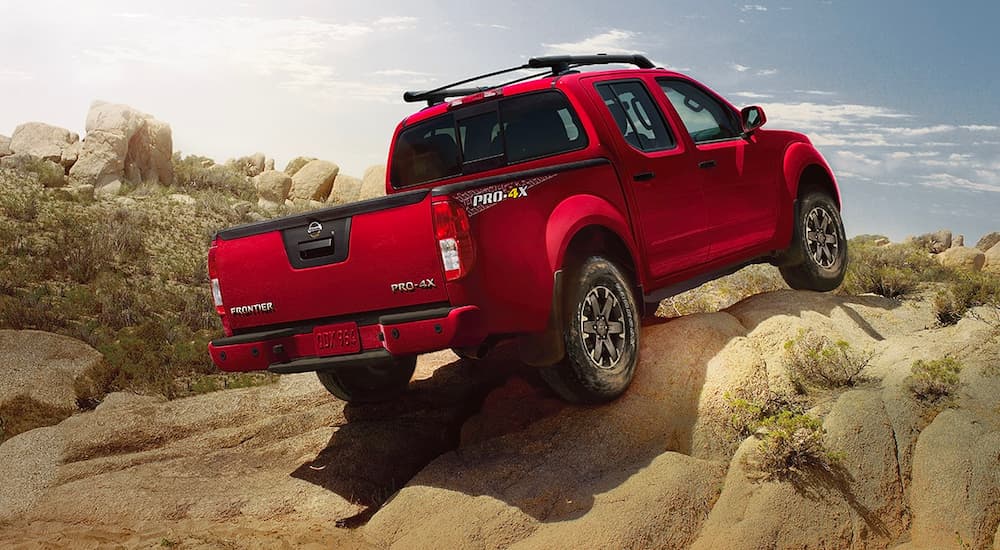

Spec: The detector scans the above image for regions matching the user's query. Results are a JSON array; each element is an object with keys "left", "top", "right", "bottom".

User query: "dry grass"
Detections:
[
  {"left": 907, "top": 357, "right": 963, "bottom": 404},
  {"left": 839, "top": 239, "right": 949, "bottom": 299},
  {"left": 0, "top": 395, "right": 74, "bottom": 444},
  {"left": 741, "top": 409, "right": 840, "bottom": 481},
  {"left": 657, "top": 264, "right": 788, "bottom": 318}
]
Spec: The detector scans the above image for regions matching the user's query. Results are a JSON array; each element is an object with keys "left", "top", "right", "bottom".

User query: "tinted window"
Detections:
[
  {"left": 596, "top": 81, "right": 675, "bottom": 152},
  {"left": 658, "top": 80, "right": 740, "bottom": 143},
  {"left": 502, "top": 92, "right": 586, "bottom": 163},
  {"left": 391, "top": 115, "right": 460, "bottom": 188},
  {"left": 391, "top": 91, "right": 586, "bottom": 187}
]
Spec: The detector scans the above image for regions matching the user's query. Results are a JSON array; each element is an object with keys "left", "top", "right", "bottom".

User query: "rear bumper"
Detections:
[{"left": 208, "top": 305, "right": 485, "bottom": 373}]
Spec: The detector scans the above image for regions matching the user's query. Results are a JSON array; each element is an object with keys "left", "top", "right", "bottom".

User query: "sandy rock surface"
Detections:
[
  {"left": 0, "top": 330, "right": 102, "bottom": 411},
  {"left": 359, "top": 164, "right": 386, "bottom": 201},
  {"left": 1, "top": 291, "right": 998, "bottom": 549},
  {"left": 936, "top": 245, "right": 986, "bottom": 271},
  {"left": 254, "top": 169, "right": 292, "bottom": 203},
  {"left": 328, "top": 173, "right": 362, "bottom": 204},
  {"left": 9, "top": 122, "right": 78, "bottom": 162},
  {"left": 985, "top": 242, "right": 1000, "bottom": 274}
]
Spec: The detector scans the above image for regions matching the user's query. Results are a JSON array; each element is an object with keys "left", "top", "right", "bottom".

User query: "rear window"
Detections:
[{"left": 391, "top": 91, "right": 586, "bottom": 188}]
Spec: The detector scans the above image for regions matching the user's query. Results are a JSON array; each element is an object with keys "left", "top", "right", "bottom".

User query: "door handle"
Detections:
[
  {"left": 698, "top": 160, "right": 717, "bottom": 170},
  {"left": 633, "top": 171, "right": 655, "bottom": 181}
]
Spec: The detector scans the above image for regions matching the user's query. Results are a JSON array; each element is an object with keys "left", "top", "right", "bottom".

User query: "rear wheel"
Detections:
[
  {"left": 316, "top": 355, "right": 417, "bottom": 403},
  {"left": 540, "top": 256, "right": 640, "bottom": 404},
  {"left": 779, "top": 190, "right": 847, "bottom": 291}
]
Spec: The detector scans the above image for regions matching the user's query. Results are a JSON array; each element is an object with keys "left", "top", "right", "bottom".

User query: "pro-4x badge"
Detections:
[{"left": 453, "top": 174, "right": 556, "bottom": 216}]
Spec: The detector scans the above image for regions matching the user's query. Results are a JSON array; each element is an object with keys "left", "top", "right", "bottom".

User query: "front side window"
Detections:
[
  {"left": 657, "top": 79, "right": 741, "bottom": 143},
  {"left": 391, "top": 91, "right": 587, "bottom": 187},
  {"left": 595, "top": 81, "right": 675, "bottom": 152}
]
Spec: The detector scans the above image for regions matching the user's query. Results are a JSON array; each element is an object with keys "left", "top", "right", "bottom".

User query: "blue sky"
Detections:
[{"left": 1, "top": 0, "right": 998, "bottom": 241}]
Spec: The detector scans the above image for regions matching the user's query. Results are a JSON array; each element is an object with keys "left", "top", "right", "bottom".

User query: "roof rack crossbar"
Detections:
[{"left": 402, "top": 53, "right": 656, "bottom": 106}]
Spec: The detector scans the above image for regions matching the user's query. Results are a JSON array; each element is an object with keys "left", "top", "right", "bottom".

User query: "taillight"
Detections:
[
  {"left": 207, "top": 242, "right": 232, "bottom": 335},
  {"left": 432, "top": 200, "right": 475, "bottom": 281}
]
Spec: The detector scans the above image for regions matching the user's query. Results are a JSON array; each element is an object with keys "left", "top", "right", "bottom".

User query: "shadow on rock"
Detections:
[{"left": 290, "top": 349, "right": 535, "bottom": 526}]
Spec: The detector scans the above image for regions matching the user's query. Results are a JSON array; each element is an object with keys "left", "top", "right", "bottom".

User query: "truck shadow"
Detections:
[{"left": 291, "top": 290, "right": 902, "bottom": 527}]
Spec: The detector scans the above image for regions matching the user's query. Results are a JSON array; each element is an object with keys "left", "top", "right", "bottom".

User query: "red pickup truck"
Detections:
[{"left": 207, "top": 54, "right": 846, "bottom": 404}]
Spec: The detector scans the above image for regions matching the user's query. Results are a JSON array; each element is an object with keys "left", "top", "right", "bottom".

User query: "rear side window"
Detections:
[
  {"left": 391, "top": 91, "right": 586, "bottom": 188},
  {"left": 501, "top": 92, "right": 586, "bottom": 163},
  {"left": 595, "top": 81, "right": 675, "bottom": 152}
]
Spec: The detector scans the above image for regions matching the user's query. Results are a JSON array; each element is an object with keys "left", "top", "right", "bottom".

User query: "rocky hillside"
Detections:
[{"left": 0, "top": 290, "right": 997, "bottom": 549}]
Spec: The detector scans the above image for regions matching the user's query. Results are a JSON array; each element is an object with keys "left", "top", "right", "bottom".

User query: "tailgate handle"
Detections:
[{"left": 297, "top": 237, "right": 335, "bottom": 259}]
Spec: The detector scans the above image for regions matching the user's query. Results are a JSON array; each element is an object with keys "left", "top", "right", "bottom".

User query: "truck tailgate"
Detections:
[{"left": 213, "top": 190, "right": 448, "bottom": 333}]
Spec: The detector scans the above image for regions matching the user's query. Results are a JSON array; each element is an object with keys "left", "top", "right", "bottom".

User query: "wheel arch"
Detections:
[{"left": 783, "top": 142, "right": 841, "bottom": 207}]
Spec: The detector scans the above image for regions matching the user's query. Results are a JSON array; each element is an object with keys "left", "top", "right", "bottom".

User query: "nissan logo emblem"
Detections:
[{"left": 307, "top": 221, "right": 323, "bottom": 238}]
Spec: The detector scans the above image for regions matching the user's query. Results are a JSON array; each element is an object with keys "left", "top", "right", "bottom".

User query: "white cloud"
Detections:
[
  {"left": 731, "top": 91, "right": 773, "bottom": 99},
  {"left": 961, "top": 124, "right": 999, "bottom": 131},
  {"left": 473, "top": 23, "right": 511, "bottom": 30},
  {"left": 111, "top": 12, "right": 149, "bottom": 19},
  {"left": 542, "top": 29, "right": 639, "bottom": 55},
  {"left": 372, "top": 69, "right": 431, "bottom": 77},
  {"left": 918, "top": 173, "right": 1000, "bottom": 193},
  {"left": 741, "top": 4, "right": 768, "bottom": 11},
  {"left": 794, "top": 89, "right": 837, "bottom": 96},
  {"left": 757, "top": 68, "right": 778, "bottom": 76},
  {"left": 373, "top": 16, "right": 418, "bottom": 30},
  {"left": 731, "top": 63, "right": 751, "bottom": 72},
  {"left": 884, "top": 125, "right": 956, "bottom": 136}
]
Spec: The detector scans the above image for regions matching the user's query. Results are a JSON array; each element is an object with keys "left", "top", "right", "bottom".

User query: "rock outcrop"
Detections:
[
  {"left": 359, "top": 164, "right": 386, "bottom": 201},
  {"left": 0, "top": 134, "right": 12, "bottom": 157},
  {"left": 68, "top": 101, "right": 173, "bottom": 192},
  {"left": 977, "top": 232, "right": 1000, "bottom": 252},
  {"left": 284, "top": 156, "right": 315, "bottom": 177},
  {"left": 0, "top": 330, "right": 102, "bottom": 425},
  {"left": 984, "top": 242, "right": 1000, "bottom": 275},
  {"left": 254, "top": 169, "right": 292, "bottom": 206},
  {"left": 9, "top": 123, "right": 79, "bottom": 163},
  {"left": 327, "top": 173, "right": 362, "bottom": 204},
  {"left": 289, "top": 159, "right": 339, "bottom": 201},
  {"left": 936, "top": 245, "right": 986, "bottom": 272}
]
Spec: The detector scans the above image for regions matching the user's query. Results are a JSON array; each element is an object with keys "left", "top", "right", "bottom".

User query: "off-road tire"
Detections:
[
  {"left": 316, "top": 355, "right": 417, "bottom": 403},
  {"left": 779, "top": 190, "right": 848, "bottom": 291},
  {"left": 540, "top": 256, "right": 640, "bottom": 404}
]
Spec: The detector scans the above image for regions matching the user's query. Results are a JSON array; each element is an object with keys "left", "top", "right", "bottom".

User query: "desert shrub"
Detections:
[
  {"left": 932, "top": 271, "right": 1000, "bottom": 326},
  {"left": 742, "top": 409, "right": 838, "bottom": 480},
  {"left": 188, "top": 372, "right": 277, "bottom": 395},
  {"left": 172, "top": 152, "right": 255, "bottom": 200},
  {"left": 907, "top": 357, "right": 963, "bottom": 403},
  {"left": 0, "top": 169, "right": 43, "bottom": 221},
  {"left": 840, "top": 240, "right": 947, "bottom": 298},
  {"left": 725, "top": 390, "right": 803, "bottom": 438},
  {"left": 0, "top": 287, "right": 66, "bottom": 331},
  {"left": 783, "top": 330, "right": 872, "bottom": 389}
]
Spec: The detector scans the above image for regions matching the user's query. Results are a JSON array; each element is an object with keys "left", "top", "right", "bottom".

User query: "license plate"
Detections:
[{"left": 313, "top": 322, "right": 361, "bottom": 357}]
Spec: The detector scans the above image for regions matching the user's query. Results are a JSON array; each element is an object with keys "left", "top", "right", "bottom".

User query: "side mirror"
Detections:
[{"left": 740, "top": 105, "right": 767, "bottom": 134}]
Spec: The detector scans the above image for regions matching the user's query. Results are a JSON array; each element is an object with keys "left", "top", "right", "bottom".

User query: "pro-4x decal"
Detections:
[{"left": 453, "top": 174, "right": 556, "bottom": 216}]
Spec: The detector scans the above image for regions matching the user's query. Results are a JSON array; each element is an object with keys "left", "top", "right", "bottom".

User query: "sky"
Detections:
[{"left": 1, "top": 0, "right": 998, "bottom": 242}]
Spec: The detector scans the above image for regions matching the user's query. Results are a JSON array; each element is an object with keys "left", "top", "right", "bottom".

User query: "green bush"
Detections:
[
  {"left": 839, "top": 240, "right": 947, "bottom": 298},
  {"left": 932, "top": 271, "right": 1000, "bottom": 325},
  {"left": 742, "top": 409, "right": 839, "bottom": 480},
  {"left": 172, "top": 152, "right": 255, "bottom": 200},
  {"left": 783, "top": 330, "right": 872, "bottom": 389},
  {"left": 907, "top": 357, "right": 963, "bottom": 403}
]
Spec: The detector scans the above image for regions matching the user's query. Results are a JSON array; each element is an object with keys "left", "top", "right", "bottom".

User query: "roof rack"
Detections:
[{"left": 403, "top": 53, "right": 656, "bottom": 107}]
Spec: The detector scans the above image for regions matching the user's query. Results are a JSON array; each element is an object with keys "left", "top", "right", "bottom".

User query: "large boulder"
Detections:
[
  {"left": 976, "top": 232, "right": 1000, "bottom": 252},
  {"left": 9, "top": 123, "right": 79, "bottom": 163},
  {"left": 69, "top": 101, "right": 173, "bottom": 190},
  {"left": 936, "top": 246, "right": 986, "bottom": 272},
  {"left": 289, "top": 159, "right": 339, "bottom": 201},
  {"left": 0, "top": 331, "right": 102, "bottom": 441},
  {"left": 0, "top": 134, "right": 11, "bottom": 157},
  {"left": 327, "top": 173, "right": 362, "bottom": 204},
  {"left": 907, "top": 409, "right": 1000, "bottom": 549},
  {"left": 984, "top": 242, "right": 1000, "bottom": 275},
  {"left": 358, "top": 164, "right": 386, "bottom": 201},
  {"left": 254, "top": 170, "right": 292, "bottom": 203},
  {"left": 284, "top": 156, "right": 315, "bottom": 177},
  {"left": 909, "top": 229, "right": 952, "bottom": 253}
]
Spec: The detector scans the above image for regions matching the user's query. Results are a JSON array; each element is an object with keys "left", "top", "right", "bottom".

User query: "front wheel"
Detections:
[
  {"left": 540, "top": 256, "right": 640, "bottom": 404},
  {"left": 779, "top": 190, "right": 848, "bottom": 291},
  {"left": 316, "top": 355, "right": 417, "bottom": 403}
]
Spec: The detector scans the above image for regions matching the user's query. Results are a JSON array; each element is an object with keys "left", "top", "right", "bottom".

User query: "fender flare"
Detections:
[
  {"left": 782, "top": 142, "right": 841, "bottom": 207},
  {"left": 544, "top": 194, "right": 639, "bottom": 275}
]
